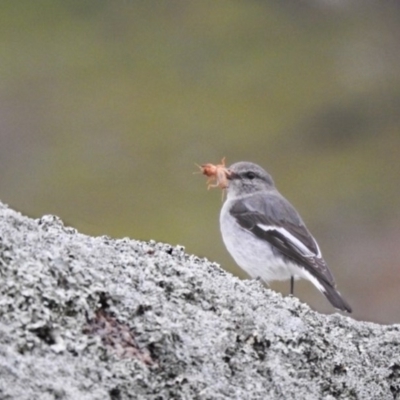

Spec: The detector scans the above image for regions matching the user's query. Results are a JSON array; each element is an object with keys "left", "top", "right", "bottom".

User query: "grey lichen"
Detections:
[{"left": 0, "top": 202, "right": 399, "bottom": 399}]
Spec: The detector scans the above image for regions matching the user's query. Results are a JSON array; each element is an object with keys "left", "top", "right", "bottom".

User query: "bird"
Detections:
[{"left": 219, "top": 161, "right": 352, "bottom": 312}]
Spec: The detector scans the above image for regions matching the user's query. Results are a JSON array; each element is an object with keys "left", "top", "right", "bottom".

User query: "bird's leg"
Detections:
[
  {"left": 254, "top": 276, "right": 269, "bottom": 287},
  {"left": 290, "top": 276, "right": 294, "bottom": 296}
]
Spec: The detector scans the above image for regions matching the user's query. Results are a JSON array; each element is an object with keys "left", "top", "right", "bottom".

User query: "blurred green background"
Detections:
[{"left": 1, "top": 1, "right": 400, "bottom": 323}]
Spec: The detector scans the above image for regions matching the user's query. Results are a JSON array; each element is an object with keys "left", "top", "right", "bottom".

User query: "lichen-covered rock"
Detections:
[{"left": 0, "top": 202, "right": 398, "bottom": 399}]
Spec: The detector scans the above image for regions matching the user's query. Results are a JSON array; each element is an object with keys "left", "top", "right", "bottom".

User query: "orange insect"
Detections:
[{"left": 196, "top": 157, "right": 231, "bottom": 193}]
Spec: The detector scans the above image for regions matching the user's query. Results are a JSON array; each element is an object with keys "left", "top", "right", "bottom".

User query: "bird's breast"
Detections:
[{"left": 220, "top": 203, "right": 301, "bottom": 282}]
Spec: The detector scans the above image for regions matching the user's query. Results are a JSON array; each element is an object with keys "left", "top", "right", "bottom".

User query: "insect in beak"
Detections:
[{"left": 195, "top": 157, "right": 231, "bottom": 200}]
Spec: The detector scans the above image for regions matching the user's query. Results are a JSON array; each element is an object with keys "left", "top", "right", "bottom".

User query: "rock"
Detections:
[{"left": 0, "top": 201, "right": 398, "bottom": 399}]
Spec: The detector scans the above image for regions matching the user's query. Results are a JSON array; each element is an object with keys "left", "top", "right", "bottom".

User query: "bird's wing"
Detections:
[{"left": 229, "top": 192, "right": 336, "bottom": 287}]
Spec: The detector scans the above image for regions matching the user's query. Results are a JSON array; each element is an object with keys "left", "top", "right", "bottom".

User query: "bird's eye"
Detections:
[{"left": 246, "top": 171, "right": 256, "bottom": 180}]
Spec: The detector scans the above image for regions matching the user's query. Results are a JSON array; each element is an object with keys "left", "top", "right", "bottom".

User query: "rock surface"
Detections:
[{"left": 0, "top": 201, "right": 399, "bottom": 400}]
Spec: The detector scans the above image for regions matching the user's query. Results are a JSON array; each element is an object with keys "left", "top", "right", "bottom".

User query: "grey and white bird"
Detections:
[{"left": 220, "top": 161, "right": 352, "bottom": 312}]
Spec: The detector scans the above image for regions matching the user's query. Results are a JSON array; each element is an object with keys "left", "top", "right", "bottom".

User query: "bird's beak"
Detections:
[{"left": 226, "top": 170, "right": 236, "bottom": 180}]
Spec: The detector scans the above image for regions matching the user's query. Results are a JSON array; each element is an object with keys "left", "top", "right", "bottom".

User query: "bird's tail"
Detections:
[{"left": 320, "top": 282, "right": 352, "bottom": 313}]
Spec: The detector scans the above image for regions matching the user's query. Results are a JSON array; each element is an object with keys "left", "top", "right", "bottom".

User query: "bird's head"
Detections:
[{"left": 226, "top": 162, "right": 275, "bottom": 199}]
